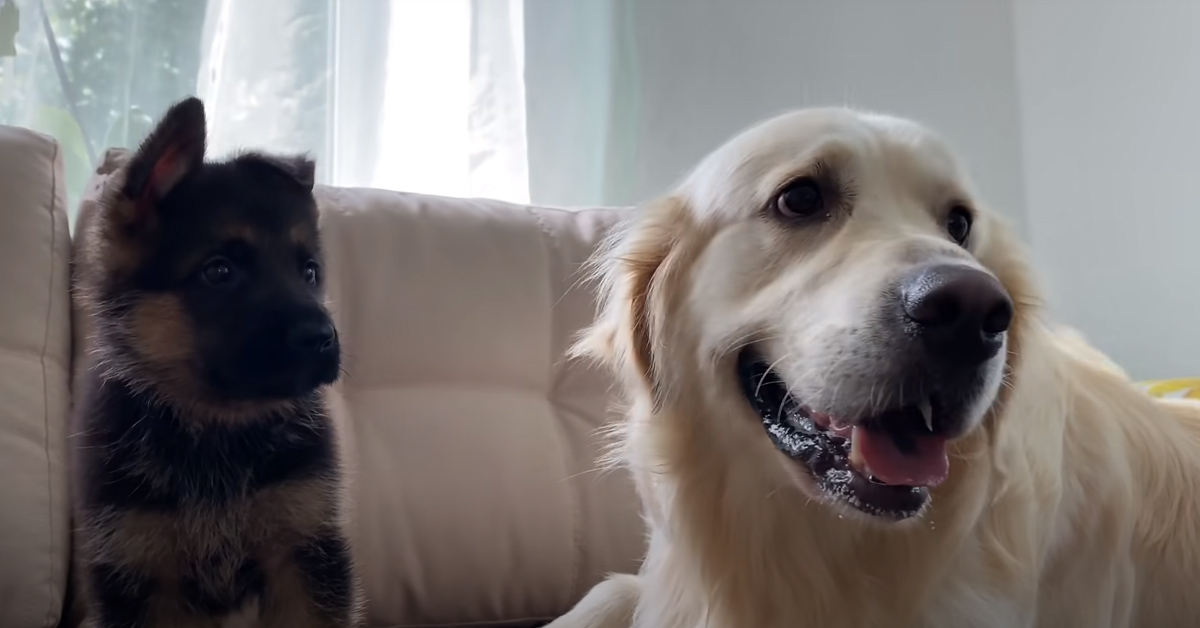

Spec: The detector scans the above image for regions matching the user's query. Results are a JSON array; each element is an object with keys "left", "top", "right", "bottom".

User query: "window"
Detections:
[{"left": 0, "top": 0, "right": 529, "bottom": 215}]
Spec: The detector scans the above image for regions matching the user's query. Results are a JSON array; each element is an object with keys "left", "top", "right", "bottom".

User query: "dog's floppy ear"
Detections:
[
  {"left": 120, "top": 96, "right": 207, "bottom": 218},
  {"left": 572, "top": 196, "right": 689, "bottom": 407},
  {"left": 236, "top": 152, "right": 317, "bottom": 192}
]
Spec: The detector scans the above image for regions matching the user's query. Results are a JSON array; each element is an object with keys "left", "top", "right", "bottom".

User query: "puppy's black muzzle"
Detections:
[{"left": 211, "top": 303, "right": 342, "bottom": 401}]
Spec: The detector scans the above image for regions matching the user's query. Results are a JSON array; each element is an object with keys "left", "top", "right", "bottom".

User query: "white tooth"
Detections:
[
  {"left": 919, "top": 398, "right": 933, "bottom": 432},
  {"left": 849, "top": 427, "right": 868, "bottom": 472}
]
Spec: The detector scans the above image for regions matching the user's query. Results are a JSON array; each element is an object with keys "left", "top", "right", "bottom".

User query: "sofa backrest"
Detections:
[
  {"left": 71, "top": 152, "right": 645, "bottom": 627},
  {"left": 0, "top": 126, "right": 73, "bottom": 628}
]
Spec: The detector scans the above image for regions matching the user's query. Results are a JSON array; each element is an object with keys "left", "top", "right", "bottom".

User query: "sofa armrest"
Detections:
[{"left": 0, "top": 125, "right": 73, "bottom": 628}]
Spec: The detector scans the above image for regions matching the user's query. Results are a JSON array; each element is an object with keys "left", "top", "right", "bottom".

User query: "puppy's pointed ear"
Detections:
[
  {"left": 572, "top": 196, "right": 690, "bottom": 408},
  {"left": 237, "top": 152, "right": 317, "bottom": 192},
  {"left": 120, "top": 97, "right": 207, "bottom": 215}
]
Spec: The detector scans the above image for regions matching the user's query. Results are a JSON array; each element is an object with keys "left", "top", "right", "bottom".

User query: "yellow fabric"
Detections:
[{"left": 1140, "top": 378, "right": 1200, "bottom": 400}]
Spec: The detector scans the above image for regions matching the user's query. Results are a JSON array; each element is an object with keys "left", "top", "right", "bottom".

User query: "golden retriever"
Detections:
[{"left": 549, "top": 108, "right": 1200, "bottom": 628}]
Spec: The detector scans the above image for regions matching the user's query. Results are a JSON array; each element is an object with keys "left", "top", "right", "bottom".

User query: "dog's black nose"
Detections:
[
  {"left": 900, "top": 264, "right": 1013, "bottom": 363},
  {"left": 288, "top": 320, "right": 338, "bottom": 354}
]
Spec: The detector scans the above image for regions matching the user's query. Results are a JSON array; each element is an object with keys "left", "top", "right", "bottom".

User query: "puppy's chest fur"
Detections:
[
  {"left": 79, "top": 377, "right": 335, "bottom": 510},
  {"left": 74, "top": 375, "right": 342, "bottom": 613}
]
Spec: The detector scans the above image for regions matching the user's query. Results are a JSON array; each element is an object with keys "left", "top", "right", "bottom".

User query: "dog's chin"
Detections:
[
  {"left": 206, "top": 353, "right": 342, "bottom": 403},
  {"left": 736, "top": 349, "right": 993, "bottom": 522}
]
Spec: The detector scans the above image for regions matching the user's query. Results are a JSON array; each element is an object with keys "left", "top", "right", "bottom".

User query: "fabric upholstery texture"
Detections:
[{"left": 0, "top": 125, "right": 73, "bottom": 628}]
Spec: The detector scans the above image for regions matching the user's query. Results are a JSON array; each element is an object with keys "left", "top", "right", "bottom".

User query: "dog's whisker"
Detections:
[{"left": 756, "top": 352, "right": 792, "bottom": 399}]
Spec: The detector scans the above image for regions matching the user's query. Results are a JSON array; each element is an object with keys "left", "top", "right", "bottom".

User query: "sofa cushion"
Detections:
[
  {"left": 0, "top": 125, "right": 73, "bottom": 627},
  {"left": 319, "top": 188, "right": 643, "bottom": 626},
  {"left": 74, "top": 153, "right": 644, "bottom": 627}
]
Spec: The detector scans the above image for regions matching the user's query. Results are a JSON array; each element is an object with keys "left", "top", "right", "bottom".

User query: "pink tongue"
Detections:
[{"left": 853, "top": 426, "right": 950, "bottom": 488}]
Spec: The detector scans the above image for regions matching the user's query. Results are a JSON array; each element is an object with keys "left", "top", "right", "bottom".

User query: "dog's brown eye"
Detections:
[
  {"left": 946, "top": 206, "right": 972, "bottom": 245},
  {"left": 302, "top": 260, "right": 321, "bottom": 286},
  {"left": 773, "top": 178, "right": 825, "bottom": 220},
  {"left": 201, "top": 257, "right": 235, "bottom": 287}
]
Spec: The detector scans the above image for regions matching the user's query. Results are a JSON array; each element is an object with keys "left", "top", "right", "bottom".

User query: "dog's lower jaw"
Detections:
[{"left": 619, "top": 386, "right": 1003, "bottom": 628}]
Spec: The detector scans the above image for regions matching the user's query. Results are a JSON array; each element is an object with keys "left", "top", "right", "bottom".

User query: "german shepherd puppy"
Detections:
[{"left": 71, "top": 97, "right": 362, "bottom": 627}]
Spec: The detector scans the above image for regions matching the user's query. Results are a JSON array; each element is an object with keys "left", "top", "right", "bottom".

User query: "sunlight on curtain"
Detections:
[
  {"left": 466, "top": 0, "right": 528, "bottom": 204},
  {"left": 372, "top": 0, "right": 470, "bottom": 198},
  {"left": 371, "top": 0, "right": 529, "bottom": 203},
  {"left": 0, "top": 0, "right": 531, "bottom": 216}
]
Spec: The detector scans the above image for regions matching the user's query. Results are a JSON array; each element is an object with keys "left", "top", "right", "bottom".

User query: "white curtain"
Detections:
[
  {"left": 0, "top": 0, "right": 532, "bottom": 211},
  {"left": 195, "top": 0, "right": 529, "bottom": 203}
]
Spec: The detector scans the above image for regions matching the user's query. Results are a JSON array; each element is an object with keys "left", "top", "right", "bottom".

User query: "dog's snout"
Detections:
[
  {"left": 288, "top": 319, "right": 338, "bottom": 354},
  {"left": 900, "top": 264, "right": 1013, "bottom": 363}
]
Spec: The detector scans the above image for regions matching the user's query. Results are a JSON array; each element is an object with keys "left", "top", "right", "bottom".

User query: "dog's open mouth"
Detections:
[{"left": 737, "top": 350, "right": 953, "bottom": 520}]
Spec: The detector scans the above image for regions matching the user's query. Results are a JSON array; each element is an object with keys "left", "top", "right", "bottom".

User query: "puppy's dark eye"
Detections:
[
  {"left": 302, "top": 260, "right": 321, "bottom": 286},
  {"left": 201, "top": 257, "right": 235, "bottom": 287},
  {"left": 773, "top": 177, "right": 825, "bottom": 220},
  {"left": 946, "top": 206, "right": 973, "bottom": 246}
]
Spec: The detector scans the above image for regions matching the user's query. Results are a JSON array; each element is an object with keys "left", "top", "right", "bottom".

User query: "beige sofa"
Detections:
[{"left": 0, "top": 127, "right": 645, "bottom": 627}]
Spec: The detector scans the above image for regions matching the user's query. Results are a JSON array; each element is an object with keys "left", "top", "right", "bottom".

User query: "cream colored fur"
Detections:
[{"left": 549, "top": 108, "right": 1200, "bottom": 628}]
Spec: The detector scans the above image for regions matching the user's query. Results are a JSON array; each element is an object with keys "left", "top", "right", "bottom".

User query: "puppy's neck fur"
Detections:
[
  {"left": 89, "top": 354, "right": 324, "bottom": 428},
  {"left": 85, "top": 336, "right": 314, "bottom": 427}
]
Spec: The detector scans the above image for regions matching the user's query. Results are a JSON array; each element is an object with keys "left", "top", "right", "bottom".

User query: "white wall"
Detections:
[
  {"left": 1014, "top": 0, "right": 1200, "bottom": 378},
  {"left": 622, "top": 0, "right": 1028, "bottom": 235},
  {"left": 526, "top": 0, "right": 1028, "bottom": 233},
  {"left": 526, "top": 0, "right": 1197, "bottom": 378}
]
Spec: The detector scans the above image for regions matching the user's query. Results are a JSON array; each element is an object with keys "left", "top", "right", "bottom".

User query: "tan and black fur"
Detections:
[{"left": 71, "top": 97, "right": 362, "bottom": 627}]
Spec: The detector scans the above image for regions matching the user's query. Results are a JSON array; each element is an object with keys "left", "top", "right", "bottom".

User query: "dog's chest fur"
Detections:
[
  {"left": 637, "top": 535, "right": 1030, "bottom": 628},
  {"left": 629, "top": 455, "right": 1039, "bottom": 628},
  {"left": 77, "top": 377, "right": 335, "bottom": 511},
  {"left": 73, "top": 374, "right": 342, "bottom": 614}
]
